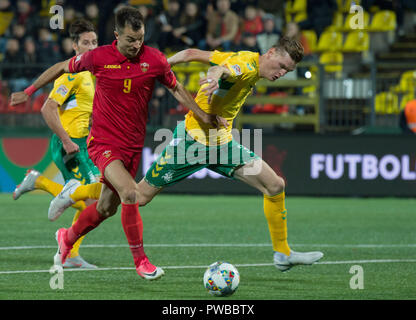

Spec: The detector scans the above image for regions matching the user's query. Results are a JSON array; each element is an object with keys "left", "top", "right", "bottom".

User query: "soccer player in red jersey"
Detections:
[{"left": 11, "top": 6, "right": 227, "bottom": 280}]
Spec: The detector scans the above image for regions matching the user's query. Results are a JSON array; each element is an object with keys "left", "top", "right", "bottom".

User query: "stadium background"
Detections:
[{"left": 0, "top": 0, "right": 415, "bottom": 197}]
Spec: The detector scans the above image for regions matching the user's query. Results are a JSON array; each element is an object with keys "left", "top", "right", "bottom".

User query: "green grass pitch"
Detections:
[{"left": 0, "top": 193, "right": 415, "bottom": 300}]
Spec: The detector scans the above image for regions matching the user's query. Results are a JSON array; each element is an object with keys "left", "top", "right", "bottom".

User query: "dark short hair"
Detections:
[
  {"left": 69, "top": 19, "right": 96, "bottom": 44},
  {"left": 115, "top": 6, "right": 144, "bottom": 33},
  {"left": 273, "top": 36, "right": 304, "bottom": 63}
]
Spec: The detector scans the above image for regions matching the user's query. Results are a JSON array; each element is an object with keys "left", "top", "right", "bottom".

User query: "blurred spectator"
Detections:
[
  {"left": 235, "top": 32, "right": 260, "bottom": 52},
  {"left": 102, "top": 2, "right": 126, "bottom": 45},
  {"left": 256, "top": 14, "right": 280, "bottom": 54},
  {"left": 157, "top": 0, "right": 182, "bottom": 52},
  {"left": 22, "top": 37, "right": 39, "bottom": 79},
  {"left": 61, "top": 37, "right": 74, "bottom": 60},
  {"left": 14, "top": 0, "right": 39, "bottom": 38},
  {"left": 148, "top": 85, "right": 167, "bottom": 125},
  {"left": 2, "top": 38, "right": 28, "bottom": 92},
  {"left": 85, "top": 2, "right": 100, "bottom": 30},
  {"left": 234, "top": 5, "right": 263, "bottom": 48},
  {"left": 200, "top": 0, "right": 239, "bottom": 51},
  {"left": 98, "top": 0, "right": 125, "bottom": 45},
  {"left": 3, "top": 38, "right": 23, "bottom": 74},
  {"left": 137, "top": 5, "right": 159, "bottom": 48},
  {"left": 297, "top": 0, "right": 337, "bottom": 36},
  {"left": 62, "top": 6, "right": 78, "bottom": 37},
  {"left": 241, "top": 5, "right": 264, "bottom": 36},
  {"left": 37, "top": 27, "right": 61, "bottom": 64},
  {"left": 11, "top": 23, "right": 27, "bottom": 46},
  {"left": 173, "top": 1, "right": 205, "bottom": 48},
  {"left": 284, "top": 22, "right": 311, "bottom": 57},
  {"left": 257, "top": 0, "right": 284, "bottom": 31}
]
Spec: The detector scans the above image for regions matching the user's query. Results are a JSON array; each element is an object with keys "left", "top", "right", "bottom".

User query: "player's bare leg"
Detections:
[
  {"left": 102, "top": 160, "right": 164, "bottom": 280},
  {"left": 234, "top": 159, "right": 323, "bottom": 272},
  {"left": 95, "top": 184, "right": 120, "bottom": 218},
  {"left": 136, "top": 178, "right": 163, "bottom": 207}
]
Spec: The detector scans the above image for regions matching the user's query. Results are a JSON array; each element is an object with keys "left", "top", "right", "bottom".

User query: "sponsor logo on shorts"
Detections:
[{"left": 162, "top": 171, "right": 174, "bottom": 182}]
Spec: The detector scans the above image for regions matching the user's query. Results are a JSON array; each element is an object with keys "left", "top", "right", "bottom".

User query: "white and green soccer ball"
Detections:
[{"left": 203, "top": 261, "right": 240, "bottom": 297}]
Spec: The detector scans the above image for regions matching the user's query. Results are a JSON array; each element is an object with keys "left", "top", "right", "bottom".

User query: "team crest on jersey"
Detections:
[
  {"left": 231, "top": 64, "right": 242, "bottom": 75},
  {"left": 140, "top": 62, "right": 149, "bottom": 72},
  {"left": 102, "top": 150, "right": 112, "bottom": 158}
]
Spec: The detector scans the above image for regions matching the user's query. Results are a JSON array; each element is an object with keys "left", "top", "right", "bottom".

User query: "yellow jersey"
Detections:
[
  {"left": 48, "top": 71, "right": 95, "bottom": 138},
  {"left": 185, "top": 50, "right": 260, "bottom": 146}
]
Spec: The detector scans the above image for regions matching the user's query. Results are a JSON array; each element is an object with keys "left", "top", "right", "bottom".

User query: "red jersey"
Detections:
[{"left": 68, "top": 40, "right": 176, "bottom": 150}]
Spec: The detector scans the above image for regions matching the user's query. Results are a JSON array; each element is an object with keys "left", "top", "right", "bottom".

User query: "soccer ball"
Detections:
[{"left": 203, "top": 261, "right": 240, "bottom": 297}]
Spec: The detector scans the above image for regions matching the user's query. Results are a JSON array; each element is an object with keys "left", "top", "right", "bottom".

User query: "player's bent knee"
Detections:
[
  {"left": 265, "top": 176, "right": 285, "bottom": 196},
  {"left": 119, "top": 189, "right": 137, "bottom": 204},
  {"left": 96, "top": 204, "right": 117, "bottom": 219},
  {"left": 96, "top": 198, "right": 120, "bottom": 219}
]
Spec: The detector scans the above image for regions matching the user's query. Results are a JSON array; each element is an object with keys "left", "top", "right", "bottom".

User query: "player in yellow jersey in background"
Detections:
[{"left": 13, "top": 19, "right": 102, "bottom": 268}]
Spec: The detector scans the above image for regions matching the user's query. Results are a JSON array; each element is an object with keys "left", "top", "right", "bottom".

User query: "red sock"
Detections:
[
  {"left": 121, "top": 203, "right": 146, "bottom": 265},
  {"left": 66, "top": 202, "right": 106, "bottom": 245}
]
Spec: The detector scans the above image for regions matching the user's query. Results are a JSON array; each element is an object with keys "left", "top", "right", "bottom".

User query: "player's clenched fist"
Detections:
[{"left": 10, "top": 91, "right": 29, "bottom": 106}]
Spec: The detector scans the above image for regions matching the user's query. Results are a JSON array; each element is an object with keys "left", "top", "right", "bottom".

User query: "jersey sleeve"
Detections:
[
  {"left": 209, "top": 50, "right": 235, "bottom": 66},
  {"left": 68, "top": 49, "right": 95, "bottom": 74},
  {"left": 48, "top": 74, "right": 79, "bottom": 106},
  {"left": 157, "top": 54, "right": 177, "bottom": 89},
  {"left": 220, "top": 52, "right": 258, "bottom": 82}
]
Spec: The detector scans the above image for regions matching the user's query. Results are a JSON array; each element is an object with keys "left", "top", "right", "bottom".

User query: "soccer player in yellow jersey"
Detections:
[
  {"left": 13, "top": 19, "right": 102, "bottom": 268},
  {"left": 139, "top": 36, "right": 323, "bottom": 271}
]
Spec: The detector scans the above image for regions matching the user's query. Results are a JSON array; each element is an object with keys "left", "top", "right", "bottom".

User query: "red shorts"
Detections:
[{"left": 87, "top": 138, "right": 142, "bottom": 193}]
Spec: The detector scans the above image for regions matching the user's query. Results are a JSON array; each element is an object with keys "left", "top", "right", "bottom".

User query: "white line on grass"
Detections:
[
  {"left": 1, "top": 259, "right": 416, "bottom": 275},
  {"left": 1, "top": 243, "right": 416, "bottom": 250}
]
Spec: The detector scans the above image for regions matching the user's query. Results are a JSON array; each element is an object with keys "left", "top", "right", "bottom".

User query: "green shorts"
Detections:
[
  {"left": 50, "top": 134, "right": 100, "bottom": 184},
  {"left": 145, "top": 121, "right": 260, "bottom": 188}
]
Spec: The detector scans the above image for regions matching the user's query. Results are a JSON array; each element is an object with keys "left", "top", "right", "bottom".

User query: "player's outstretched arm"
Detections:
[
  {"left": 10, "top": 59, "right": 72, "bottom": 105},
  {"left": 167, "top": 82, "right": 228, "bottom": 129},
  {"left": 167, "top": 49, "right": 213, "bottom": 66}
]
